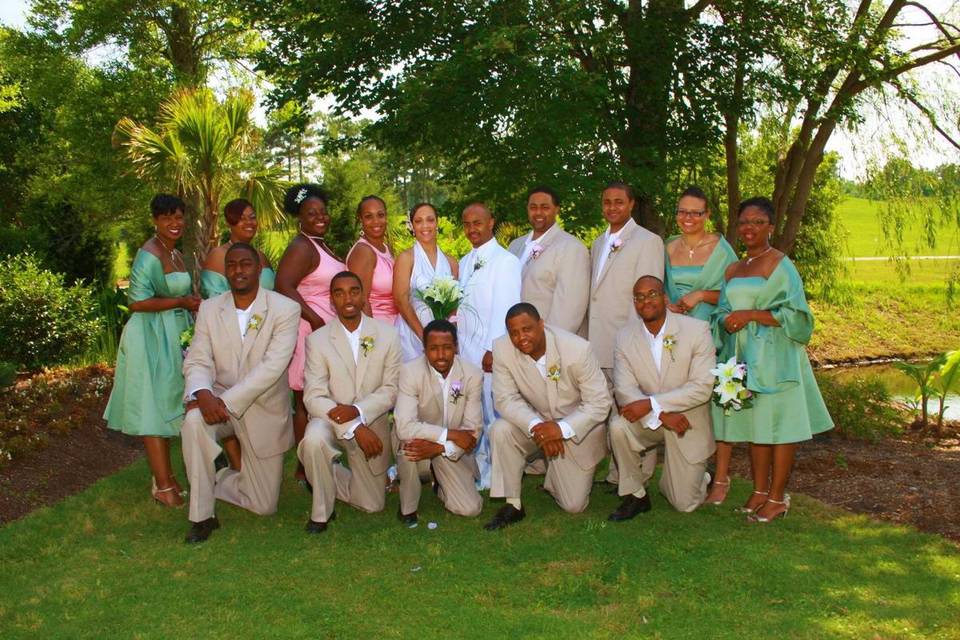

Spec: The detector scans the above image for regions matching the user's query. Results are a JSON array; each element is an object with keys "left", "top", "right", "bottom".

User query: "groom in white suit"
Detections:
[
  {"left": 181, "top": 243, "right": 301, "bottom": 543},
  {"left": 458, "top": 202, "right": 521, "bottom": 488}
]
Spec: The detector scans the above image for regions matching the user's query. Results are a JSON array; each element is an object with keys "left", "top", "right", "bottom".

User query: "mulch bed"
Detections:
[{"left": 1, "top": 368, "right": 959, "bottom": 544}]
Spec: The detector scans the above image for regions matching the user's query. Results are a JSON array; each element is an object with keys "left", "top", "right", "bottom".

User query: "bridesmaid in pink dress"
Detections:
[
  {"left": 275, "top": 183, "right": 346, "bottom": 483},
  {"left": 346, "top": 195, "right": 398, "bottom": 324}
]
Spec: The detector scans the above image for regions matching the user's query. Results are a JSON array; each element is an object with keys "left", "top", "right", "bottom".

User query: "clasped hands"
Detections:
[
  {"left": 188, "top": 389, "right": 230, "bottom": 425},
  {"left": 404, "top": 429, "right": 477, "bottom": 462},
  {"left": 327, "top": 404, "right": 384, "bottom": 460},
  {"left": 619, "top": 398, "right": 691, "bottom": 437},
  {"left": 667, "top": 290, "right": 702, "bottom": 315},
  {"left": 531, "top": 421, "right": 565, "bottom": 458}
]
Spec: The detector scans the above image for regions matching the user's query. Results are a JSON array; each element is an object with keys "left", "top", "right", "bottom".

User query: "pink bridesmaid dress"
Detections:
[
  {"left": 288, "top": 234, "right": 346, "bottom": 391},
  {"left": 347, "top": 237, "right": 398, "bottom": 324}
]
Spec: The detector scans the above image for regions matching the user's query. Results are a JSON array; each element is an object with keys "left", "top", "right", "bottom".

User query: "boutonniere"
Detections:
[
  {"left": 449, "top": 380, "right": 463, "bottom": 404},
  {"left": 179, "top": 326, "right": 194, "bottom": 357},
  {"left": 473, "top": 256, "right": 487, "bottom": 272},
  {"left": 246, "top": 313, "right": 264, "bottom": 333},
  {"left": 359, "top": 336, "right": 375, "bottom": 356},
  {"left": 663, "top": 334, "right": 677, "bottom": 361},
  {"left": 529, "top": 242, "right": 544, "bottom": 260},
  {"left": 547, "top": 364, "right": 561, "bottom": 382},
  {"left": 609, "top": 237, "right": 623, "bottom": 253}
]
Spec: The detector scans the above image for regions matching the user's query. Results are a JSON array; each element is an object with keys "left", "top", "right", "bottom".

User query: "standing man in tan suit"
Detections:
[
  {"left": 299, "top": 271, "right": 402, "bottom": 533},
  {"left": 485, "top": 303, "right": 611, "bottom": 530},
  {"left": 181, "top": 243, "right": 301, "bottom": 543},
  {"left": 608, "top": 276, "right": 716, "bottom": 520},
  {"left": 395, "top": 319, "right": 484, "bottom": 519},
  {"left": 586, "top": 181, "right": 665, "bottom": 485},
  {"left": 507, "top": 186, "right": 590, "bottom": 333}
]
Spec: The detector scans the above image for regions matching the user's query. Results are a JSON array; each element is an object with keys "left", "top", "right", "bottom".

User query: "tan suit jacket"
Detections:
[
  {"left": 395, "top": 355, "right": 483, "bottom": 456},
  {"left": 585, "top": 218, "right": 665, "bottom": 369},
  {"left": 303, "top": 316, "right": 401, "bottom": 475},
  {"left": 507, "top": 226, "right": 591, "bottom": 332},
  {"left": 492, "top": 326, "right": 611, "bottom": 470},
  {"left": 613, "top": 311, "right": 716, "bottom": 464},
  {"left": 183, "top": 288, "right": 300, "bottom": 458}
]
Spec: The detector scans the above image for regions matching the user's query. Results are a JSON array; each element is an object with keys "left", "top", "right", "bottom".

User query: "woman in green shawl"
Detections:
[
  {"left": 200, "top": 198, "right": 275, "bottom": 298},
  {"left": 664, "top": 185, "right": 738, "bottom": 322},
  {"left": 103, "top": 194, "right": 201, "bottom": 507},
  {"left": 709, "top": 197, "right": 832, "bottom": 522}
]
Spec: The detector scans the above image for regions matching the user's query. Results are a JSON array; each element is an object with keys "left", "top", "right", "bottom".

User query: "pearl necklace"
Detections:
[{"left": 745, "top": 245, "right": 773, "bottom": 265}]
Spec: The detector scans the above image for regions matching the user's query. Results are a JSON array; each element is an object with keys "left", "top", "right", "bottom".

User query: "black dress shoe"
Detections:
[
  {"left": 305, "top": 511, "right": 336, "bottom": 534},
  {"left": 398, "top": 509, "right": 418, "bottom": 526},
  {"left": 483, "top": 504, "right": 526, "bottom": 530},
  {"left": 608, "top": 494, "right": 652, "bottom": 522},
  {"left": 184, "top": 517, "right": 220, "bottom": 543}
]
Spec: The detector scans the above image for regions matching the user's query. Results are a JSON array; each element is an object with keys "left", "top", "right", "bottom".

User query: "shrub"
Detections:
[
  {"left": 0, "top": 361, "right": 15, "bottom": 388},
  {"left": 816, "top": 373, "right": 904, "bottom": 442},
  {"left": 0, "top": 253, "right": 102, "bottom": 371}
]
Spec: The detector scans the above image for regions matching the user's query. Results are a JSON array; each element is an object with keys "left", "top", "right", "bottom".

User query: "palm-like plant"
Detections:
[{"left": 113, "top": 87, "right": 285, "bottom": 275}]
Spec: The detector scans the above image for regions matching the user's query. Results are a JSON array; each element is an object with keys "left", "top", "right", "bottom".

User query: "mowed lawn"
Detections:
[{"left": 1, "top": 447, "right": 958, "bottom": 639}]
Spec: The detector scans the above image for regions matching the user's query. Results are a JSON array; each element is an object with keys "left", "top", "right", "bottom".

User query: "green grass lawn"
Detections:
[
  {"left": 1, "top": 449, "right": 958, "bottom": 639},
  {"left": 837, "top": 197, "right": 960, "bottom": 259}
]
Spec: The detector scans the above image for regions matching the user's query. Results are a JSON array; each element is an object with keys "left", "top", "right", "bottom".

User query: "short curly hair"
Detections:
[{"left": 283, "top": 183, "right": 329, "bottom": 216}]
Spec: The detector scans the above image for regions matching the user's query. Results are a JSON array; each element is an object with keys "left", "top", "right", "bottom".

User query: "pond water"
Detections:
[{"left": 818, "top": 362, "right": 960, "bottom": 422}]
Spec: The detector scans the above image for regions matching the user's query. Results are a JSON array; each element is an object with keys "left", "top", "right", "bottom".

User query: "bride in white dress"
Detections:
[{"left": 393, "top": 203, "right": 460, "bottom": 362}]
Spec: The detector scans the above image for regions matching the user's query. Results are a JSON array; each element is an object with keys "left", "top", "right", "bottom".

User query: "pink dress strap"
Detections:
[{"left": 348, "top": 237, "right": 398, "bottom": 324}]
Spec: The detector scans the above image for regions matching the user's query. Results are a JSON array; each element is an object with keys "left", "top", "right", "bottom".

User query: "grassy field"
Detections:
[
  {"left": 836, "top": 197, "right": 960, "bottom": 259},
  {"left": 1, "top": 449, "right": 958, "bottom": 639}
]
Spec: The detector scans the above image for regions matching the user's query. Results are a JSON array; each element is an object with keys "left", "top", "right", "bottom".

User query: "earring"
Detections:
[{"left": 359, "top": 228, "right": 366, "bottom": 238}]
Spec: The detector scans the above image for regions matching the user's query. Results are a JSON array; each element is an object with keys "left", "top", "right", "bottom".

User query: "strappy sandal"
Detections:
[
  {"left": 736, "top": 490, "right": 769, "bottom": 514},
  {"left": 152, "top": 478, "right": 185, "bottom": 508},
  {"left": 749, "top": 495, "right": 791, "bottom": 523},
  {"left": 703, "top": 477, "right": 730, "bottom": 505}
]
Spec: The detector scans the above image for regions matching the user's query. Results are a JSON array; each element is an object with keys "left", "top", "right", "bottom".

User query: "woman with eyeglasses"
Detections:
[
  {"left": 708, "top": 197, "right": 832, "bottom": 521},
  {"left": 664, "top": 186, "right": 737, "bottom": 322}
]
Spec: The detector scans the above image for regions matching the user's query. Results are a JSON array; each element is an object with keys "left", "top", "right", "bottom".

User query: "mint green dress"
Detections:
[
  {"left": 103, "top": 250, "right": 193, "bottom": 437},
  {"left": 199, "top": 268, "right": 275, "bottom": 299},
  {"left": 664, "top": 235, "right": 739, "bottom": 322},
  {"left": 710, "top": 258, "right": 833, "bottom": 444}
]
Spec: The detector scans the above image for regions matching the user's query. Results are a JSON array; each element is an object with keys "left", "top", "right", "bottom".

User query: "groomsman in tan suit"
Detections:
[
  {"left": 485, "top": 303, "right": 611, "bottom": 530},
  {"left": 608, "top": 276, "right": 716, "bottom": 520},
  {"left": 586, "top": 181, "right": 665, "bottom": 485},
  {"left": 395, "top": 319, "right": 484, "bottom": 519},
  {"left": 507, "top": 186, "right": 590, "bottom": 333},
  {"left": 299, "top": 271, "right": 402, "bottom": 533},
  {"left": 181, "top": 243, "right": 300, "bottom": 543}
]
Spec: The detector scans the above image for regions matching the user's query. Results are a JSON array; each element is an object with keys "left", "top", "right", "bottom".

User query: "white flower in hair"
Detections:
[{"left": 294, "top": 188, "right": 309, "bottom": 204}]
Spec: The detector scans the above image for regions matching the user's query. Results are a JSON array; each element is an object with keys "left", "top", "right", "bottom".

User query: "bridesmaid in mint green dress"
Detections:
[
  {"left": 664, "top": 186, "right": 738, "bottom": 322},
  {"left": 200, "top": 198, "right": 275, "bottom": 299},
  {"left": 104, "top": 194, "right": 201, "bottom": 507},
  {"left": 710, "top": 197, "right": 832, "bottom": 523}
]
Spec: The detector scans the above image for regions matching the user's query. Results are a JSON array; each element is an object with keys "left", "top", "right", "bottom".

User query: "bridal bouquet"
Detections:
[
  {"left": 415, "top": 275, "right": 464, "bottom": 321},
  {"left": 710, "top": 356, "right": 753, "bottom": 415}
]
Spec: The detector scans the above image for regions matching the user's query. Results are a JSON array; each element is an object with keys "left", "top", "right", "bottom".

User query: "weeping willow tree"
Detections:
[{"left": 113, "top": 87, "right": 285, "bottom": 275}]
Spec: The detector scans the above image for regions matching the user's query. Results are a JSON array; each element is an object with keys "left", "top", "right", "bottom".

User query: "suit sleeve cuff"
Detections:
[
  {"left": 643, "top": 397, "right": 662, "bottom": 430},
  {"left": 527, "top": 419, "right": 540, "bottom": 436},
  {"left": 186, "top": 386, "right": 211, "bottom": 402},
  {"left": 558, "top": 421, "right": 575, "bottom": 440},
  {"left": 442, "top": 441, "right": 462, "bottom": 458}
]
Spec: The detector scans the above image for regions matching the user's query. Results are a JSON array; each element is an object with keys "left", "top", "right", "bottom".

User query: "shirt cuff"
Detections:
[
  {"left": 437, "top": 428, "right": 448, "bottom": 445},
  {"left": 342, "top": 408, "right": 365, "bottom": 439},
  {"left": 186, "top": 386, "right": 211, "bottom": 402},
  {"left": 558, "top": 421, "right": 575, "bottom": 440},
  {"left": 442, "top": 441, "right": 463, "bottom": 458},
  {"left": 527, "top": 419, "right": 541, "bottom": 436},
  {"left": 642, "top": 396, "right": 662, "bottom": 430}
]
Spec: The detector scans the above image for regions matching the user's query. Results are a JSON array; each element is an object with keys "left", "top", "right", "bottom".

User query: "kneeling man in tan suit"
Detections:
[
  {"left": 608, "top": 276, "right": 716, "bottom": 521},
  {"left": 395, "top": 319, "right": 484, "bottom": 519},
  {"left": 485, "top": 303, "right": 611, "bottom": 530},
  {"left": 299, "top": 271, "right": 401, "bottom": 533},
  {"left": 182, "top": 243, "right": 301, "bottom": 543}
]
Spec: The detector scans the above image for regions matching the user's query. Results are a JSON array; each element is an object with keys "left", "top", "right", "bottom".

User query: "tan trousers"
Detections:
[
  {"left": 298, "top": 417, "right": 389, "bottom": 522},
  {"left": 396, "top": 437, "right": 483, "bottom": 517},
  {"left": 489, "top": 418, "right": 595, "bottom": 513},
  {"left": 609, "top": 414, "right": 709, "bottom": 512},
  {"left": 603, "top": 367, "right": 657, "bottom": 484},
  {"left": 182, "top": 408, "right": 284, "bottom": 523}
]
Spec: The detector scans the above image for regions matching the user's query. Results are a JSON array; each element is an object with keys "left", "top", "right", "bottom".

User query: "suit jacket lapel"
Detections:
[
  {"left": 596, "top": 218, "right": 637, "bottom": 287},
  {"left": 238, "top": 288, "right": 269, "bottom": 366},
  {"left": 354, "top": 317, "right": 373, "bottom": 389},
  {"left": 421, "top": 357, "right": 444, "bottom": 424},
  {"left": 445, "top": 358, "right": 466, "bottom": 428},
  {"left": 632, "top": 320, "right": 660, "bottom": 385},
  {"left": 658, "top": 312, "right": 679, "bottom": 387},
  {"left": 543, "top": 329, "right": 561, "bottom": 416},
  {"left": 328, "top": 317, "right": 357, "bottom": 382},
  {"left": 218, "top": 294, "right": 243, "bottom": 369}
]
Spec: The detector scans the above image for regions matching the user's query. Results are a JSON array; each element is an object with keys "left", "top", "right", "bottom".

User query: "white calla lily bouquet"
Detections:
[
  {"left": 415, "top": 275, "right": 464, "bottom": 321},
  {"left": 710, "top": 356, "right": 754, "bottom": 414}
]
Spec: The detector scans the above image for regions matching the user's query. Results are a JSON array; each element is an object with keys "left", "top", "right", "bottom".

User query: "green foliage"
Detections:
[
  {"left": 0, "top": 361, "right": 15, "bottom": 388},
  {"left": 932, "top": 350, "right": 960, "bottom": 431},
  {"left": 815, "top": 373, "right": 903, "bottom": 442},
  {"left": 79, "top": 287, "right": 131, "bottom": 366},
  {"left": 893, "top": 355, "right": 947, "bottom": 429},
  {"left": 0, "top": 254, "right": 102, "bottom": 371}
]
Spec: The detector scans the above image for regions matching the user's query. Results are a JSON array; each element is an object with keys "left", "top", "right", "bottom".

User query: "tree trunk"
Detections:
[{"left": 164, "top": 6, "right": 202, "bottom": 86}]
